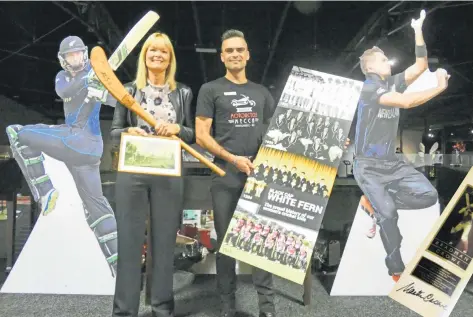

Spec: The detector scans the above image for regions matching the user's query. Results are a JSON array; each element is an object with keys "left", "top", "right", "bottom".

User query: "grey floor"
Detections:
[{"left": 1, "top": 272, "right": 473, "bottom": 317}]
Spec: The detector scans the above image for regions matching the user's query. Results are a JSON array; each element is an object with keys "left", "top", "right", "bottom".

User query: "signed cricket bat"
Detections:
[
  {"left": 108, "top": 11, "right": 159, "bottom": 70},
  {"left": 89, "top": 46, "right": 226, "bottom": 177},
  {"left": 389, "top": 167, "right": 473, "bottom": 317}
]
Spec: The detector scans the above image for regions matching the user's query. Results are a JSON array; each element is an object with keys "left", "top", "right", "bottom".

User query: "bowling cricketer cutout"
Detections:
[
  {"left": 331, "top": 10, "right": 448, "bottom": 296},
  {"left": 2, "top": 11, "right": 159, "bottom": 295},
  {"left": 219, "top": 66, "right": 363, "bottom": 285},
  {"left": 389, "top": 170, "right": 473, "bottom": 317}
]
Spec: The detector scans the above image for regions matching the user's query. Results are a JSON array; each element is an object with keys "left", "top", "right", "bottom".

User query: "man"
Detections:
[
  {"left": 353, "top": 10, "right": 450, "bottom": 282},
  {"left": 5, "top": 36, "right": 118, "bottom": 276},
  {"left": 195, "top": 29, "right": 276, "bottom": 317}
]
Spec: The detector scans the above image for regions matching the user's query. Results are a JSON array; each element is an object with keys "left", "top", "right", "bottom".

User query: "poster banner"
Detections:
[
  {"left": 389, "top": 169, "right": 473, "bottom": 317},
  {"left": 219, "top": 66, "right": 363, "bottom": 284}
]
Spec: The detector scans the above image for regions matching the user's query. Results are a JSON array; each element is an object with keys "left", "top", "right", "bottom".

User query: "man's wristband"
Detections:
[{"left": 415, "top": 45, "right": 427, "bottom": 58}]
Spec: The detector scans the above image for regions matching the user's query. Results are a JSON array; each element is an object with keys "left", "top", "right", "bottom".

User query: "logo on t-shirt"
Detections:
[
  {"left": 377, "top": 107, "right": 399, "bottom": 119},
  {"left": 231, "top": 94, "right": 256, "bottom": 112},
  {"left": 228, "top": 94, "right": 259, "bottom": 128}
]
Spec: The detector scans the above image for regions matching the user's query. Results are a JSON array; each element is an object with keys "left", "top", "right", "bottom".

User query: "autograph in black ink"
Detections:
[{"left": 396, "top": 282, "right": 448, "bottom": 310}]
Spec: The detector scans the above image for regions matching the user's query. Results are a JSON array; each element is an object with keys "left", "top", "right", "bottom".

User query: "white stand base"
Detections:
[
  {"left": 330, "top": 201, "right": 439, "bottom": 296},
  {"left": 1, "top": 154, "right": 116, "bottom": 295}
]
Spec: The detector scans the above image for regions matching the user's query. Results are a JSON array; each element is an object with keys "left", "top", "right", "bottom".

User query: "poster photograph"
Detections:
[
  {"left": 118, "top": 133, "right": 181, "bottom": 177},
  {"left": 263, "top": 107, "right": 352, "bottom": 169},
  {"left": 219, "top": 66, "right": 363, "bottom": 284},
  {"left": 219, "top": 199, "right": 317, "bottom": 284},
  {"left": 389, "top": 175, "right": 473, "bottom": 317}
]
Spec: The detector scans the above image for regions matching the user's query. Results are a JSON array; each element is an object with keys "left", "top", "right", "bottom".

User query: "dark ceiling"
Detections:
[{"left": 0, "top": 1, "right": 472, "bottom": 130}]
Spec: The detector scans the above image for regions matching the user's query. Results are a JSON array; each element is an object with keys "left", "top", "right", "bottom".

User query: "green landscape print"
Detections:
[{"left": 124, "top": 137, "right": 176, "bottom": 169}]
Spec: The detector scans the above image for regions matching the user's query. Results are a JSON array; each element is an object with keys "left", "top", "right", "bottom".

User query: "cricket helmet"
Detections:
[{"left": 58, "top": 35, "right": 88, "bottom": 72}]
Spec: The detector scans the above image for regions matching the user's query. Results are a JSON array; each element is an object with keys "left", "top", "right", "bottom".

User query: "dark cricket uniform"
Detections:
[
  {"left": 6, "top": 62, "right": 118, "bottom": 275},
  {"left": 196, "top": 77, "right": 276, "bottom": 313},
  {"left": 353, "top": 72, "right": 438, "bottom": 275}
]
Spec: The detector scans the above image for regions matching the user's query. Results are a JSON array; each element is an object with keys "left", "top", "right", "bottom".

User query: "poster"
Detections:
[
  {"left": 219, "top": 66, "right": 363, "bottom": 284},
  {"left": 389, "top": 170, "right": 473, "bottom": 317}
]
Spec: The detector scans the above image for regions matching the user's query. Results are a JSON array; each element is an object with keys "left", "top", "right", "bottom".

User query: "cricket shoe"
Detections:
[
  {"left": 366, "top": 217, "right": 377, "bottom": 239},
  {"left": 41, "top": 188, "right": 59, "bottom": 216},
  {"left": 392, "top": 273, "right": 402, "bottom": 282}
]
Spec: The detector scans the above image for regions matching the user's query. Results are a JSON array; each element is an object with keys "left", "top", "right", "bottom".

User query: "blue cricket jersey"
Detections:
[{"left": 354, "top": 72, "right": 408, "bottom": 159}]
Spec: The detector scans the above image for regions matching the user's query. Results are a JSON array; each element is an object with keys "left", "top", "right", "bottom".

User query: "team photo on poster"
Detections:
[
  {"left": 219, "top": 66, "right": 362, "bottom": 284},
  {"left": 220, "top": 199, "right": 316, "bottom": 276},
  {"left": 264, "top": 108, "right": 351, "bottom": 168}
]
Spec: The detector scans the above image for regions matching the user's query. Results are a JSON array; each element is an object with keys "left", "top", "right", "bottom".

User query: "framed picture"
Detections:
[{"left": 118, "top": 132, "right": 182, "bottom": 177}]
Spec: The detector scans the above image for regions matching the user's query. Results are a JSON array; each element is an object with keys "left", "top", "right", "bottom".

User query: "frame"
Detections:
[{"left": 117, "top": 132, "right": 182, "bottom": 177}]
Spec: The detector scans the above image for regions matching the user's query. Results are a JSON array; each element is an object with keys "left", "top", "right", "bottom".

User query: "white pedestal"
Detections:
[
  {"left": 330, "top": 201, "right": 439, "bottom": 296},
  {"left": 1, "top": 155, "right": 116, "bottom": 295}
]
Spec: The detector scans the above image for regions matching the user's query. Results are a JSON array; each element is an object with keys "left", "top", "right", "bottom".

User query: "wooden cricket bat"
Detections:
[
  {"left": 90, "top": 46, "right": 226, "bottom": 177},
  {"left": 108, "top": 11, "right": 160, "bottom": 71},
  {"left": 389, "top": 167, "right": 473, "bottom": 317}
]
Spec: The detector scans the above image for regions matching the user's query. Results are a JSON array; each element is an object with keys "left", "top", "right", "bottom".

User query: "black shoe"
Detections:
[{"left": 259, "top": 313, "right": 275, "bottom": 317}]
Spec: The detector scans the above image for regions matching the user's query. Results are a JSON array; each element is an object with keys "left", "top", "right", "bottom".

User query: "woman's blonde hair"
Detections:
[{"left": 135, "top": 32, "right": 177, "bottom": 91}]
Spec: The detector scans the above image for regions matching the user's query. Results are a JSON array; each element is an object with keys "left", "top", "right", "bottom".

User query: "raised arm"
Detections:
[
  {"left": 379, "top": 68, "right": 450, "bottom": 109},
  {"left": 54, "top": 70, "right": 85, "bottom": 99},
  {"left": 404, "top": 10, "right": 428, "bottom": 86}
]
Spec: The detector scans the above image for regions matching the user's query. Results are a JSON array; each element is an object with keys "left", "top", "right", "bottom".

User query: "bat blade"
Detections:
[
  {"left": 108, "top": 11, "right": 159, "bottom": 71},
  {"left": 90, "top": 46, "right": 156, "bottom": 126}
]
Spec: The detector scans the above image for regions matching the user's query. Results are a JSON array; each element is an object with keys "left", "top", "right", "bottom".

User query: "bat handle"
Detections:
[{"left": 172, "top": 136, "right": 226, "bottom": 177}]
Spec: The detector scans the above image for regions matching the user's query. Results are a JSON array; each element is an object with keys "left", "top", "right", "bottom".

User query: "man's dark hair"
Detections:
[{"left": 221, "top": 29, "right": 245, "bottom": 43}]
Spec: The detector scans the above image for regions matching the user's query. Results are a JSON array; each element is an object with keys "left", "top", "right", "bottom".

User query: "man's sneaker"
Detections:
[
  {"left": 392, "top": 273, "right": 402, "bottom": 282},
  {"left": 366, "top": 217, "right": 377, "bottom": 239},
  {"left": 41, "top": 188, "right": 59, "bottom": 216}
]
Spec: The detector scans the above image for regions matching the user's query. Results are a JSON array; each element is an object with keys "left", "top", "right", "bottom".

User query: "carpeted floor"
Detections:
[{"left": 1, "top": 272, "right": 473, "bottom": 317}]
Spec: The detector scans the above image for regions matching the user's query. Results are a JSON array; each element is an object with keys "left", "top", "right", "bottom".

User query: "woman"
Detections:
[{"left": 110, "top": 32, "right": 194, "bottom": 317}]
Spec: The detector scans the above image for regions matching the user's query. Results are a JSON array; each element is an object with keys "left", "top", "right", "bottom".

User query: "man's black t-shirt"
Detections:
[
  {"left": 354, "top": 72, "right": 408, "bottom": 159},
  {"left": 196, "top": 77, "right": 276, "bottom": 157}
]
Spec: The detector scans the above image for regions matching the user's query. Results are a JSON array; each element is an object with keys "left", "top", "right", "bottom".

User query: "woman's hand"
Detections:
[
  {"left": 154, "top": 123, "right": 181, "bottom": 137},
  {"left": 127, "top": 127, "right": 148, "bottom": 136}
]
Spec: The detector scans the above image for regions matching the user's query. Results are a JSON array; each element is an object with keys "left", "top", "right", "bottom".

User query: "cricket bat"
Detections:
[
  {"left": 389, "top": 167, "right": 473, "bottom": 317},
  {"left": 108, "top": 10, "right": 159, "bottom": 70},
  {"left": 89, "top": 46, "right": 226, "bottom": 177}
]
